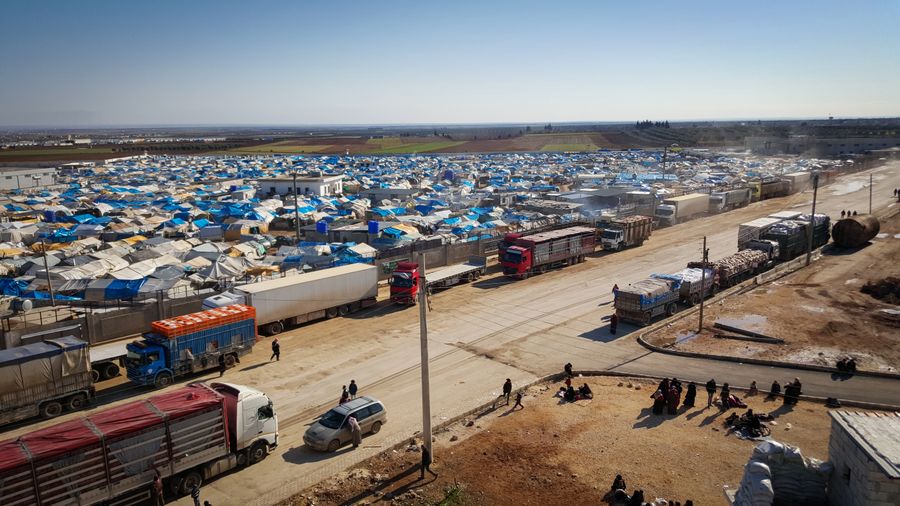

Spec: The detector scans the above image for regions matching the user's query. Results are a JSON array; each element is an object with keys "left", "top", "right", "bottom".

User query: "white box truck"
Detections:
[
  {"left": 709, "top": 188, "right": 751, "bottom": 213},
  {"left": 655, "top": 193, "right": 710, "bottom": 226},
  {"left": 203, "top": 264, "right": 378, "bottom": 335}
]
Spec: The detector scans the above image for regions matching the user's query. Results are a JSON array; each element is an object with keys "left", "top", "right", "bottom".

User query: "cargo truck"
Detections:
[
  {"left": 126, "top": 304, "right": 258, "bottom": 388},
  {"left": 0, "top": 336, "right": 94, "bottom": 426},
  {"left": 737, "top": 217, "right": 784, "bottom": 250},
  {"left": 499, "top": 226, "right": 595, "bottom": 279},
  {"left": 614, "top": 278, "right": 680, "bottom": 326},
  {"left": 203, "top": 263, "right": 379, "bottom": 335},
  {"left": 761, "top": 220, "right": 810, "bottom": 261},
  {"left": 0, "top": 382, "right": 278, "bottom": 505},
  {"left": 389, "top": 256, "right": 487, "bottom": 305},
  {"left": 654, "top": 193, "right": 710, "bottom": 226},
  {"left": 797, "top": 213, "right": 831, "bottom": 249},
  {"left": 708, "top": 188, "right": 751, "bottom": 213},
  {"left": 599, "top": 215, "right": 653, "bottom": 251},
  {"left": 688, "top": 247, "right": 776, "bottom": 288},
  {"left": 783, "top": 172, "right": 812, "bottom": 194},
  {"left": 751, "top": 178, "right": 790, "bottom": 201}
]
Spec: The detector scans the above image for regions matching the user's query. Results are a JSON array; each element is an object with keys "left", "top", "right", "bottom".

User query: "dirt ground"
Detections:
[
  {"left": 285, "top": 377, "right": 842, "bottom": 506},
  {"left": 648, "top": 211, "right": 900, "bottom": 373}
]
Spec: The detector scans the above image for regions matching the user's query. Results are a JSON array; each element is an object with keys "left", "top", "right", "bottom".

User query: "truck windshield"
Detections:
[
  {"left": 656, "top": 208, "right": 674, "bottom": 217},
  {"left": 125, "top": 350, "right": 156, "bottom": 366},
  {"left": 318, "top": 409, "right": 345, "bottom": 429},
  {"left": 601, "top": 230, "right": 620, "bottom": 239},
  {"left": 503, "top": 250, "right": 523, "bottom": 263},
  {"left": 391, "top": 274, "right": 414, "bottom": 288}
]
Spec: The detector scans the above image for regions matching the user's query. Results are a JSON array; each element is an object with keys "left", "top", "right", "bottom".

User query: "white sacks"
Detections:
[{"left": 733, "top": 440, "right": 833, "bottom": 506}]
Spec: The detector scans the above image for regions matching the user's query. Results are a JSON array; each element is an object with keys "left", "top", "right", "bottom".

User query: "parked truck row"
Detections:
[
  {"left": 599, "top": 215, "right": 653, "bottom": 251},
  {"left": 500, "top": 226, "right": 595, "bottom": 278},
  {"left": 389, "top": 256, "right": 487, "bottom": 304}
]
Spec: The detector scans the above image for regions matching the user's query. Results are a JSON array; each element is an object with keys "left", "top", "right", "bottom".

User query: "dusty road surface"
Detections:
[
  {"left": 292, "top": 377, "right": 848, "bottom": 506},
  {"left": 2, "top": 162, "right": 899, "bottom": 506}
]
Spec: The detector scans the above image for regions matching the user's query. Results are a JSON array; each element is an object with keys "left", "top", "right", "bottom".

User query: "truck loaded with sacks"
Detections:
[{"left": 614, "top": 267, "right": 715, "bottom": 326}]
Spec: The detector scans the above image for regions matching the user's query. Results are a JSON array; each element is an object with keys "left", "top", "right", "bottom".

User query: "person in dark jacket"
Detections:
[
  {"left": 769, "top": 380, "right": 781, "bottom": 399},
  {"left": 502, "top": 378, "right": 512, "bottom": 405},
  {"left": 270, "top": 338, "right": 280, "bottom": 361},
  {"left": 720, "top": 382, "right": 731, "bottom": 409},
  {"left": 651, "top": 389, "right": 665, "bottom": 415},
  {"left": 683, "top": 382, "right": 697, "bottom": 408},
  {"left": 706, "top": 379, "right": 717, "bottom": 408},
  {"left": 564, "top": 362, "right": 573, "bottom": 377},
  {"left": 348, "top": 379, "right": 358, "bottom": 399}
]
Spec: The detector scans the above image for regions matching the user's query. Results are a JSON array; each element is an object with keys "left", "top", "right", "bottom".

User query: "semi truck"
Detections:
[
  {"left": 203, "top": 263, "right": 379, "bottom": 335},
  {"left": 708, "top": 188, "right": 751, "bottom": 213},
  {"left": 0, "top": 336, "right": 94, "bottom": 426},
  {"left": 614, "top": 268, "right": 715, "bottom": 325},
  {"left": 761, "top": 220, "right": 811, "bottom": 261},
  {"left": 499, "top": 226, "right": 595, "bottom": 279},
  {"left": 654, "top": 193, "right": 710, "bottom": 226},
  {"left": 688, "top": 247, "right": 776, "bottom": 288},
  {"left": 751, "top": 178, "right": 791, "bottom": 201},
  {"left": 737, "top": 217, "right": 784, "bottom": 249},
  {"left": 389, "top": 256, "right": 487, "bottom": 305},
  {"left": 599, "top": 215, "right": 653, "bottom": 251},
  {"left": 0, "top": 382, "right": 278, "bottom": 505},
  {"left": 126, "top": 304, "right": 258, "bottom": 388}
]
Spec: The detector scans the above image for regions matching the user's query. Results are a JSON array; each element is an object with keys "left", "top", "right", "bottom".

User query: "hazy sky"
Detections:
[{"left": 1, "top": 0, "right": 898, "bottom": 127}]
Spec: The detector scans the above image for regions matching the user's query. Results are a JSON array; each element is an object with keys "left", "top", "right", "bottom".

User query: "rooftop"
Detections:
[{"left": 830, "top": 411, "right": 900, "bottom": 479}]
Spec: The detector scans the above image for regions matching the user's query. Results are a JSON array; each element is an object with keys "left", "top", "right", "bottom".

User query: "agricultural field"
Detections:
[{"left": 228, "top": 142, "right": 334, "bottom": 154}]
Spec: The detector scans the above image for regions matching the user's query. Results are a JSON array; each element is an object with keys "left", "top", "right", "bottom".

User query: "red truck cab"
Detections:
[
  {"left": 499, "top": 233, "right": 532, "bottom": 278},
  {"left": 389, "top": 261, "right": 420, "bottom": 304}
]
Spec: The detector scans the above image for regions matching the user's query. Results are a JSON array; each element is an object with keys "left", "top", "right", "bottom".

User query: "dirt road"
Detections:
[{"left": 3, "top": 162, "right": 898, "bottom": 506}]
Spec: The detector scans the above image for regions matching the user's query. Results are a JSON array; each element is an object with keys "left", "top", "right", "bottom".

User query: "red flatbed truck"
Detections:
[{"left": 499, "top": 226, "right": 595, "bottom": 279}]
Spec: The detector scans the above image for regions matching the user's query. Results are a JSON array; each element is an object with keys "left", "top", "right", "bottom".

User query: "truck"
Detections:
[
  {"left": 126, "top": 304, "right": 258, "bottom": 388},
  {"left": 389, "top": 256, "right": 487, "bottom": 305},
  {"left": 0, "top": 382, "right": 278, "bottom": 505},
  {"left": 782, "top": 172, "right": 812, "bottom": 194},
  {"left": 203, "top": 263, "right": 379, "bottom": 335},
  {"left": 737, "top": 216, "right": 784, "bottom": 250},
  {"left": 0, "top": 336, "right": 94, "bottom": 426},
  {"left": 614, "top": 277, "right": 681, "bottom": 326},
  {"left": 599, "top": 215, "right": 653, "bottom": 251},
  {"left": 761, "top": 220, "right": 810, "bottom": 261},
  {"left": 797, "top": 213, "right": 831, "bottom": 249},
  {"left": 654, "top": 193, "right": 710, "bottom": 227},
  {"left": 499, "top": 226, "right": 595, "bottom": 279},
  {"left": 751, "top": 178, "right": 790, "bottom": 201},
  {"left": 708, "top": 188, "right": 751, "bottom": 213},
  {"left": 689, "top": 247, "right": 775, "bottom": 288}
]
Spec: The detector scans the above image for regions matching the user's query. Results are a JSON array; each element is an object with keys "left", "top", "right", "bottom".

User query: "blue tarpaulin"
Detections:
[{"left": 104, "top": 279, "right": 148, "bottom": 299}]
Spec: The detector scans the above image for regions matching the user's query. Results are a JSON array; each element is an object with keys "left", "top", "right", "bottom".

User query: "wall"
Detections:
[
  {"left": 0, "top": 168, "right": 58, "bottom": 190},
  {"left": 81, "top": 293, "right": 208, "bottom": 345},
  {"left": 828, "top": 417, "right": 900, "bottom": 506}
]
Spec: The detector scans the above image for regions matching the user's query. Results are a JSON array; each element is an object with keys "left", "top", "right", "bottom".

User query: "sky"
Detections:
[{"left": 1, "top": 0, "right": 898, "bottom": 127}]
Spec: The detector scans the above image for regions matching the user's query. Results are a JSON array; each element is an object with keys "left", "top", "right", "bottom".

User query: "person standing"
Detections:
[
  {"left": 420, "top": 444, "right": 437, "bottom": 479},
  {"left": 151, "top": 468, "right": 165, "bottom": 506},
  {"left": 609, "top": 313, "right": 618, "bottom": 335},
  {"left": 270, "top": 338, "right": 280, "bottom": 361},
  {"left": 502, "top": 378, "right": 512, "bottom": 405},
  {"left": 340, "top": 385, "right": 349, "bottom": 405},
  {"left": 683, "top": 382, "right": 697, "bottom": 408},
  {"left": 190, "top": 483, "right": 201, "bottom": 506},
  {"left": 705, "top": 378, "right": 717, "bottom": 408},
  {"left": 513, "top": 391, "right": 524, "bottom": 410},
  {"left": 348, "top": 379, "right": 358, "bottom": 399},
  {"left": 612, "top": 284, "right": 619, "bottom": 297},
  {"left": 840, "top": 210, "right": 846, "bottom": 218},
  {"left": 720, "top": 382, "right": 731, "bottom": 409},
  {"left": 348, "top": 415, "right": 362, "bottom": 449}
]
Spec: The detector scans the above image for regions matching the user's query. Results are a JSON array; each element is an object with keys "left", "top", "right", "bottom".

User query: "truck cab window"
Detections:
[{"left": 258, "top": 403, "right": 274, "bottom": 419}]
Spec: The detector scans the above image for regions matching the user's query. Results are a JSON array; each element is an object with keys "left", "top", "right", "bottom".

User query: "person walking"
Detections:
[
  {"left": 609, "top": 313, "right": 618, "bottom": 335},
  {"left": 340, "top": 385, "right": 349, "bottom": 405},
  {"left": 705, "top": 378, "right": 716, "bottom": 408},
  {"left": 348, "top": 379, "right": 358, "bottom": 399},
  {"left": 270, "top": 338, "right": 280, "bottom": 362},
  {"left": 840, "top": 210, "right": 846, "bottom": 218},
  {"left": 348, "top": 415, "right": 362, "bottom": 449},
  {"left": 151, "top": 468, "right": 165, "bottom": 506},
  {"left": 190, "top": 483, "right": 201, "bottom": 506},
  {"left": 420, "top": 444, "right": 437, "bottom": 479},
  {"left": 512, "top": 391, "right": 524, "bottom": 410},
  {"left": 502, "top": 378, "right": 512, "bottom": 405}
]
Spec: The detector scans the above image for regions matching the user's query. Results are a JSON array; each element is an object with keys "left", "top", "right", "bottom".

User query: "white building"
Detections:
[
  {"left": 257, "top": 175, "right": 344, "bottom": 197},
  {"left": 828, "top": 411, "right": 900, "bottom": 506},
  {"left": 0, "top": 167, "right": 58, "bottom": 190}
]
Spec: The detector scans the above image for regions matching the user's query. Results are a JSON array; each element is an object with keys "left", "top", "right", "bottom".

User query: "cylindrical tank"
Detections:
[
  {"left": 315, "top": 221, "right": 328, "bottom": 234},
  {"left": 831, "top": 215, "right": 880, "bottom": 248},
  {"left": 12, "top": 299, "right": 33, "bottom": 312},
  {"left": 367, "top": 220, "right": 379, "bottom": 234}
]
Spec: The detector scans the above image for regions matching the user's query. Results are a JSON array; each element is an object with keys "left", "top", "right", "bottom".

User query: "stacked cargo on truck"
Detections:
[
  {"left": 0, "top": 382, "right": 277, "bottom": 506},
  {"left": 390, "top": 256, "right": 487, "bottom": 305},
  {"left": 614, "top": 277, "right": 680, "bottom": 325},
  {"left": 599, "top": 215, "right": 653, "bottom": 251},
  {"left": 689, "top": 249, "right": 773, "bottom": 288},
  {"left": 0, "top": 336, "right": 94, "bottom": 426},
  {"left": 126, "top": 304, "right": 257, "bottom": 388},
  {"left": 500, "top": 226, "right": 595, "bottom": 278},
  {"left": 797, "top": 213, "right": 831, "bottom": 249},
  {"left": 761, "top": 220, "right": 810, "bottom": 261},
  {"left": 654, "top": 193, "right": 710, "bottom": 226},
  {"left": 203, "top": 263, "right": 378, "bottom": 335},
  {"left": 656, "top": 268, "right": 716, "bottom": 306}
]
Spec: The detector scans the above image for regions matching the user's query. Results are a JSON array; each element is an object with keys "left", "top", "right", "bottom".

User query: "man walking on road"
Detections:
[
  {"left": 348, "top": 379, "right": 358, "bottom": 399},
  {"left": 502, "top": 378, "right": 512, "bottom": 405},
  {"left": 513, "top": 391, "right": 524, "bottom": 410},
  {"left": 270, "top": 338, "right": 280, "bottom": 361},
  {"left": 705, "top": 378, "right": 717, "bottom": 408}
]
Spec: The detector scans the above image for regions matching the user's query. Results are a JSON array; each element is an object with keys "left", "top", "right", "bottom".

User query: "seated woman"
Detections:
[
  {"left": 578, "top": 383, "right": 593, "bottom": 399},
  {"left": 564, "top": 386, "right": 577, "bottom": 402}
]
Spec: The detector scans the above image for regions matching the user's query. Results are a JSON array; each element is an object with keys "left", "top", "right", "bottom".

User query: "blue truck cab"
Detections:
[{"left": 125, "top": 318, "right": 257, "bottom": 388}]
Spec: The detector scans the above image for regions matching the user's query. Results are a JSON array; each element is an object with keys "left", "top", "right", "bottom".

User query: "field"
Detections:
[
  {"left": 228, "top": 142, "right": 334, "bottom": 154},
  {"left": 0, "top": 147, "right": 116, "bottom": 161},
  {"left": 290, "top": 376, "right": 842, "bottom": 506}
]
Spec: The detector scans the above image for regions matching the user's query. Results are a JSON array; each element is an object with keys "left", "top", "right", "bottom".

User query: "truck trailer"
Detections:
[
  {"left": 708, "top": 188, "right": 751, "bottom": 213},
  {"left": 500, "top": 226, "right": 595, "bottom": 278},
  {"left": 689, "top": 248, "right": 775, "bottom": 288},
  {"left": 751, "top": 179, "right": 790, "bottom": 201},
  {"left": 654, "top": 193, "right": 710, "bottom": 227},
  {"left": 0, "top": 336, "right": 94, "bottom": 426},
  {"left": 126, "top": 304, "right": 258, "bottom": 388},
  {"left": 761, "top": 220, "right": 810, "bottom": 261},
  {"left": 389, "top": 256, "right": 487, "bottom": 305},
  {"left": 599, "top": 215, "right": 653, "bottom": 251},
  {"left": 614, "top": 278, "right": 680, "bottom": 326},
  {"left": 0, "top": 382, "right": 277, "bottom": 505},
  {"left": 203, "top": 263, "right": 379, "bottom": 335}
]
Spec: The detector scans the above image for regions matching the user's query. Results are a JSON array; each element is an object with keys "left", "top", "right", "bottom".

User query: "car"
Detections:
[{"left": 303, "top": 396, "right": 386, "bottom": 452}]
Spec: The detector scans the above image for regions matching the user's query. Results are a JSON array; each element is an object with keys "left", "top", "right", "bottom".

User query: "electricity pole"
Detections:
[
  {"left": 869, "top": 173, "right": 873, "bottom": 215},
  {"left": 417, "top": 254, "right": 433, "bottom": 457},
  {"left": 697, "top": 236, "right": 707, "bottom": 333},
  {"left": 40, "top": 239, "right": 56, "bottom": 307},
  {"left": 292, "top": 172, "right": 301, "bottom": 242},
  {"left": 805, "top": 173, "right": 820, "bottom": 267}
]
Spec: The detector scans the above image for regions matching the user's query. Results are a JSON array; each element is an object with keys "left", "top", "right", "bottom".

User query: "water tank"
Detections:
[
  {"left": 316, "top": 221, "right": 328, "bottom": 234},
  {"left": 367, "top": 220, "right": 379, "bottom": 234},
  {"left": 12, "top": 299, "right": 32, "bottom": 312},
  {"left": 832, "top": 215, "right": 880, "bottom": 248}
]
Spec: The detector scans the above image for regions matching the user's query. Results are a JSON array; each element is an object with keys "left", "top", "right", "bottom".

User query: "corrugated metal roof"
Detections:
[{"left": 830, "top": 411, "right": 900, "bottom": 479}]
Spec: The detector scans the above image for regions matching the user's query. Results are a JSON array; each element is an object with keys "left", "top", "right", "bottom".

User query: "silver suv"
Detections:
[{"left": 303, "top": 396, "right": 386, "bottom": 452}]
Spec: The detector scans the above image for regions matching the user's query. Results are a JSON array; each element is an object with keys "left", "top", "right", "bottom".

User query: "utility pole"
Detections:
[
  {"left": 805, "top": 173, "right": 820, "bottom": 267},
  {"left": 40, "top": 239, "right": 56, "bottom": 307},
  {"left": 416, "top": 254, "right": 433, "bottom": 458},
  {"left": 292, "top": 172, "right": 301, "bottom": 242},
  {"left": 869, "top": 173, "right": 873, "bottom": 215},
  {"left": 697, "top": 236, "right": 707, "bottom": 333}
]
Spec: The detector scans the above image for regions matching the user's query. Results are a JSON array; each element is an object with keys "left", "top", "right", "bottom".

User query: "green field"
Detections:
[
  {"left": 372, "top": 141, "right": 466, "bottom": 154},
  {"left": 228, "top": 143, "right": 333, "bottom": 154},
  {"left": 539, "top": 143, "right": 598, "bottom": 152}
]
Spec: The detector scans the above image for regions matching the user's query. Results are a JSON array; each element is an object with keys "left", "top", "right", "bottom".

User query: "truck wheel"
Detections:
[
  {"left": 40, "top": 401, "right": 63, "bottom": 419},
  {"left": 618, "top": 243, "right": 625, "bottom": 252},
  {"left": 67, "top": 393, "right": 88, "bottom": 411},
  {"left": 666, "top": 303, "right": 677, "bottom": 317},
  {"left": 339, "top": 304, "right": 351, "bottom": 316},
  {"left": 249, "top": 441, "right": 268, "bottom": 464},
  {"left": 154, "top": 372, "right": 173, "bottom": 389},
  {"left": 641, "top": 312, "right": 652, "bottom": 326},
  {"left": 266, "top": 321, "right": 284, "bottom": 335},
  {"left": 179, "top": 471, "right": 203, "bottom": 496},
  {"left": 91, "top": 368, "right": 101, "bottom": 382},
  {"left": 689, "top": 293, "right": 701, "bottom": 306},
  {"left": 327, "top": 439, "right": 341, "bottom": 452},
  {"left": 326, "top": 307, "right": 339, "bottom": 319},
  {"left": 223, "top": 354, "right": 237, "bottom": 369},
  {"left": 102, "top": 362, "right": 120, "bottom": 380},
  {"left": 370, "top": 421, "right": 382, "bottom": 434}
]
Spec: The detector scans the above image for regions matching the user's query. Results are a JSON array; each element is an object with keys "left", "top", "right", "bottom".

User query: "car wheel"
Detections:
[
  {"left": 327, "top": 439, "right": 341, "bottom": 452},
  {"left": 339, "top": 305, "right": 351, "bottom": 316},
  {"left": 41, "top": 401, "right": 63, "bottom": 419},
  {"left": 326, "top": 307, "right": 339, "bottom": 319},
  {"left": 370, "top": 421, "right": 382, "bottom": 434},
  {"left": 666, "top": 303, "right": 677, "bottom": 316},
  {"left": 67, "top": 393, "right": 88, "bottom": 411}
]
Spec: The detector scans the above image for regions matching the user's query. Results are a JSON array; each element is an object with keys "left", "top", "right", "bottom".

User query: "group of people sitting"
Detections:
[
  {"left": 724, "top": 408, "right": 773, "bottom": 439},
  {"left": 650, "top": 377, "right": 690, "bottom": 415},
  {"left": 717, "top": 382, "right": 748, "bottom": 409},
  {"left": 836, "top": 357, "right": 858, "bottom": 373},
  {"left": 607, "top": 474, "right": 694, "bottom": 506},
  {"left": 557, "top": 379, "right": 593, "bottom": 402}
]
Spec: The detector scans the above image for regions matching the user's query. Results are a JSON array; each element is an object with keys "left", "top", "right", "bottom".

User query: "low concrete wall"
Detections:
[{"left": 83, "top": 293, "right": 207, "bottom": 344}]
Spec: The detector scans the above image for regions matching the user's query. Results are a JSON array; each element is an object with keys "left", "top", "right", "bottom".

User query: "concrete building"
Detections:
[
  {"left": 257, "top": 175, "right": 344, "bottom": 197},
  {"left": 828, "top": 411, "right": 900, "bottom": 506},
  {"left": 746, "top": 136, "right": 900, "bottom": 156},
  {"left": 357, "top": 187, "right": 421, "bottom": 202},
  {"left": 0, "top": 167, "right": 58, "bottom": 190}
]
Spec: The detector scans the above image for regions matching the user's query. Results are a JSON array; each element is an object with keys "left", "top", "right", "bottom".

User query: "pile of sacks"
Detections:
[{"left": 733, "top": 441, "right": 833, "bottom": 506}]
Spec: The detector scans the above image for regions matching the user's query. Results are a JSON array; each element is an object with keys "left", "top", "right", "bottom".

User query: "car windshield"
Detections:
[{"left": 318, "top": 409, "right": 345, "bottom": 429}]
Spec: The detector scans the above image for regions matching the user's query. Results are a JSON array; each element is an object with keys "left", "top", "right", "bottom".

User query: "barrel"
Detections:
[
  {"left": 831, "top": 215, "right": 880, "bottom": 248},
  {"left": 12, "top": 299, "right": 32, "bottom": 312},
  {"left": 315, "top": 221, "right": 328, "bottom": 234},
  {"left": 367, "top": 220, "right": 379, "bottom": 234}
]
